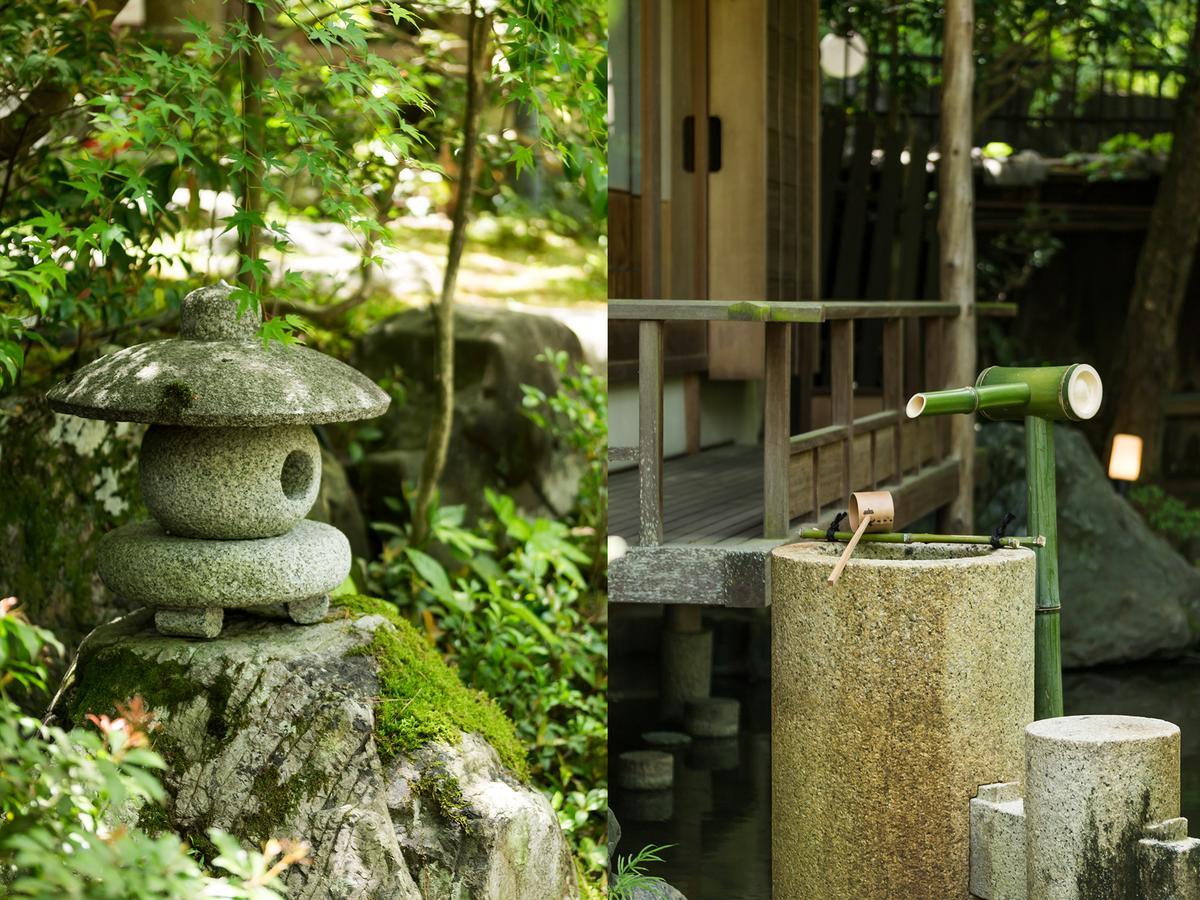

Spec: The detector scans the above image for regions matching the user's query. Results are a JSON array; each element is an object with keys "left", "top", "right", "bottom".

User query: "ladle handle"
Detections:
[{"left": 827, "top": 512, "right": 872, "bottom": 586}]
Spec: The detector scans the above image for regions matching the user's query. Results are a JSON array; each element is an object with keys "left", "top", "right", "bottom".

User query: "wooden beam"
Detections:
[
  {"left": 609, "top": 447, "right": 637, "bottom": 463},
  {"left": 938, "top": 0, "right": 976, "bottom": 533},
  {"left": 639, "top": 320, "right": 665, "bottom": 545},
  {"left": 608, "top": 298, "right": 959, "bottom": 322},
  {"left": 609, "top": 541, "right": 780, "bottom": 607},
  {"left": 764, "top": 323, "right": 792, "bottom": 538}
]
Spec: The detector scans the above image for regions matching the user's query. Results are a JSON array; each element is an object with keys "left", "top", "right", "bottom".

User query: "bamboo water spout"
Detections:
[{"left": 906, "top": 364, "right": 1103, "bottom": 720}]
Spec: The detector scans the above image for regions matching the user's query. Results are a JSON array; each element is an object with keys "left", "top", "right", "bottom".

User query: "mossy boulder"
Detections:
[
  {"left": 49, "top": 596, "right": 578, "bottom": 900},
  {"left": 350, "top": 306, "right": 585, "bottom": 523},
  {"left": 976, "top": 423, "right": 1200, "bottom": 666}
]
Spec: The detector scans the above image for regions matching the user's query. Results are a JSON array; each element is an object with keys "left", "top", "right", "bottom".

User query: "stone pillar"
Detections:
[
  {"left": 772, "top": 541, "right": 1036, "bottom": 899},
  {"left": 1025, "top": 715, "right": 1180, "bottom": 899},
  {"left": 660, "top": 605, "right": 712, "bottom": 722}
]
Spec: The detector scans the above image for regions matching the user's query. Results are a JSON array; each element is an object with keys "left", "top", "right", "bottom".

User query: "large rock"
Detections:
[
  {"left": 49, "top": 597, "right": 578, "bottom": 900},
  {"left": 350, "top": 306, "right": 585, "bottom": 522},
  {"left": 976, "top": 423, "right": 1200, "bottom": 666}
]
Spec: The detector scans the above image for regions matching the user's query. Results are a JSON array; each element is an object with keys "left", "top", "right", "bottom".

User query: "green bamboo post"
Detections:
[
  {"left": 1026, "top": 416, "right": 1063, "bottom": 718},
  {"left": 906, "top": 363, "right": 1103, "bottom": 721},
  {"left": 797, "top": 529, "right": 1045, "bottom": 549}
]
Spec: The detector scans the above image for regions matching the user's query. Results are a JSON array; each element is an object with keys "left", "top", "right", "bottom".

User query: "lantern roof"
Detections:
[{"left": 47, "top": 283, "right": 390, "bottom": 427}]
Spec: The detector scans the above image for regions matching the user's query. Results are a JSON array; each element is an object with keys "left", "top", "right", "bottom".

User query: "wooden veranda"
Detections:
[{"left": 607, "top": 298, "right": 965, "bottom": 608}]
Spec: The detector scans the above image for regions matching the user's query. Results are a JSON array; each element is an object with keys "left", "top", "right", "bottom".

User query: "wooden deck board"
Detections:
[{"left": 609, "top": 444, "right": 765, "bottom": 545}]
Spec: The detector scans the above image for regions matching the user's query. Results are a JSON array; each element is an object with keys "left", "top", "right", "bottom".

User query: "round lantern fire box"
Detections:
[{"left": 47, "top": 283, "right": 390, "bottom": 638}]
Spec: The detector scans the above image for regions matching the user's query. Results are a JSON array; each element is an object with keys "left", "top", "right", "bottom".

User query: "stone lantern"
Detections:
[{"left": 47, "top": 283, "right": 390, "bottom": 638}]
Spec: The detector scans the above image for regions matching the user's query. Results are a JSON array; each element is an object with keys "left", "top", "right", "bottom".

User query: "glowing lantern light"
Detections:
[
  {"left": 820, "top": 32, "right": 869, "bottom": 80},
  {"left": 1108, "top": 433, "right": 1143, "bottom": 482}
]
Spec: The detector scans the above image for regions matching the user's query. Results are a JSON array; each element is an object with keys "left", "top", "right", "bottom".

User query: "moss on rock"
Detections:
[{"left": 335, "top": 594, "right": 528, "bottom": 779}]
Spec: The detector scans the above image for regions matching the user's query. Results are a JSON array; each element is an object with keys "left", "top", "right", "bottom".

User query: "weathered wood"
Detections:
[
  {"left": 831, "top": 319, "right": 854, "bottom": 502},
  {"left": 938, "top": 0, "right": 976, "bottom": 533},
  {"left": 797, "top": 0, "right": 821, "bottom": 302},
  {"left": 924, "top": 317, "right": 947, "bottom": 459},
  {"left": 790, "top": 423, "right": 851, "bottom": 454},
  {"left": 707, "top": 0, "right": 767, "bottom": 380},
  {"left": 638, "top": 320, "right": 665, "bottom": 545},
  {"left": 609, "top": 447, "right": 637, "bottom": 463},
  {"left": 609, "top": 542, "right": 780, "bottom": 608},
  {"left": 639, "top": 0, "right": 662, "bottom": 299},
  {"left": 764, "top": 322, "right": 792, "bottom": 538},
  {"left": 609, "top": 298, "right": 958, "bottom": 322}
]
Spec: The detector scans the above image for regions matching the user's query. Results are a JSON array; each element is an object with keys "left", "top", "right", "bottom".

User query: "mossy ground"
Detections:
[{"left": 335, "top": 594, "right": 528, "bottom": 779}]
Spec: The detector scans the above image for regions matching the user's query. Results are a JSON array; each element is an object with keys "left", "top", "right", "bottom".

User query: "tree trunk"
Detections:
[
  {"left": 937, "top": 0, "right": 976, "bottom": 535},
  {"left": 411, "top": 3, "right": 488, "bottom": 544},
  {"left": 238, "top": 0, "right": 265, "bottom": 294},
  {"left": 1108, "top": 14, "right": 1200, "bottom": 475}
]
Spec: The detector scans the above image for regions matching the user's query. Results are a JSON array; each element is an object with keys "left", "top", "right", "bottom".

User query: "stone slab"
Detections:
[{"left": 970, "top": 783, "right": 1029, "bottom": 900}]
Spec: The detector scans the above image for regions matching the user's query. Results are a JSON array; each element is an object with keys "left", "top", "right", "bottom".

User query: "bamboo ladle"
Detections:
[{"left": 827, "top": 490, "right": 895, "bottom": 586}]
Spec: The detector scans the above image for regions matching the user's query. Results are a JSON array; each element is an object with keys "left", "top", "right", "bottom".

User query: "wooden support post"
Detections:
[
  {"left": 764, "top": 322, "right": 792, "bottom": 538},
  {"left": 639, "top": 0, "right": 662, "bottom": 299},
  {"left": 830, "top": 319, "right": 854, "bottom": 503},
  {"left": 938, "top": 0, "right": 976, "bottom": 534},
  {"left": 639, "top": 320, "right": 665, "bottom": 545}
]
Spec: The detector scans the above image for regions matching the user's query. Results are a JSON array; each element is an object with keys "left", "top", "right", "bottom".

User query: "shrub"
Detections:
[{"left": 0, "top": 597, "right": 304, "bottom": 897}]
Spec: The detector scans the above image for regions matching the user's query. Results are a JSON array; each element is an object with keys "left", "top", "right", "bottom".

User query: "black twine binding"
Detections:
[
  {"left": 826, "top": 511, "right": 848, "bottom": 542},
  {"left": 991, "top": 512, "right": 1016, "bottom": 548}
]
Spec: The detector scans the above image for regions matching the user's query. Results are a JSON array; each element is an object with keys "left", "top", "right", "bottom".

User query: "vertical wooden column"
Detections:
[
  {"left": 793, "top": 0, "right": 822, "bottom": 434},
  {"left": 831, "top": 319, "right": 854, "bottom": 502},
  {"left": 639, "top": 320, "right": 665, "bottom": 545},
  {"left": 938, "top": 0, "right": 976, "bottom": 533},
  {"left": 764, "top": 322, "right": 792, "bottom": 538},
  {"left": 640, "top": 0, "right": 662, "bottom": 299}
]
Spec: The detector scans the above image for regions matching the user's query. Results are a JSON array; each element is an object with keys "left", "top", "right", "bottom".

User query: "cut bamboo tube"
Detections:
[
  {"left": 797, "top": 529, "right": 1046, "bottom": 549},
  {"left": 827, "top": 512, "right": 873, "bottom": 586}
]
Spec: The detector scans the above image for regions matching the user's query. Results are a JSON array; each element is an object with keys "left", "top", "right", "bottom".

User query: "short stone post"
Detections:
[
  {"left": 772, "top": 541, "right": 1036, "bottom": 898},
  {"left": 660, "top": 605, "right": 712, "bottom": 722},
  {"left": 1025, "top": 715, "right": 1180, "bottom": 899}
]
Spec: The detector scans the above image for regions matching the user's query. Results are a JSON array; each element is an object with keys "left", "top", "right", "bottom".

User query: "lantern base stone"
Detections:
[
  {"left": 98, "top": 519, "right": 349, "bottom": 637},
  {"left": 155, "top": 606, "right": 224, "bottom": 639}
]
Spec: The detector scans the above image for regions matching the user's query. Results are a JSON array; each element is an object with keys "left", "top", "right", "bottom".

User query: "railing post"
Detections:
[
  {"left": 638, "top": 319, "right": 665, "bottom": 545},
  {"left": 764, "top": 322, "right": 792, "bottom": 538}
]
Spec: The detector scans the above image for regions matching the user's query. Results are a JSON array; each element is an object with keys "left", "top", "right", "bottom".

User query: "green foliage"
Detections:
[
  {"left": 0, "top": 599, "right": 304, "bottom": 897},
  {"left": 1066, "top": 132, "right": 1175, "bottom": 180},
  {"left": 609, "top": 844, "right": 676, "bottom": 900},
  {"left": 1130, "top": 484, "right": 1200, "bottom": 562},
  {"left": 522, "top": 349, "right": 608, "bottom": 569},
  {"left": 363, "top": 357, "right": 608, "bottom": 878},
  {"left": 337, "top": 593, "right": 528, "bottom": 776}
]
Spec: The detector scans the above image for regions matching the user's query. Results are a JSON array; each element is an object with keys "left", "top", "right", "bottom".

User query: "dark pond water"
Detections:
[{"left": 611, "top": 663, "right": 1200, "bottom": 899}]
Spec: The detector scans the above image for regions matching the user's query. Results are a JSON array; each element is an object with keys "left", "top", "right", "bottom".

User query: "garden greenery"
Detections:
[
  {"left": 0, "top": 598, "right": 305, "bottom": 896},
  {"left": 366, "top": 355, "right": 609, "bottom": 879},
  {"left": 0, "top": 0, "right": 606, "bottom": 392}
]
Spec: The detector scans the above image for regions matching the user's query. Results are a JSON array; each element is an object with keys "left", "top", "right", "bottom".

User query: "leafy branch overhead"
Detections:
[{"left": 0, "top": 0, "right": 604, "bottom": 392}]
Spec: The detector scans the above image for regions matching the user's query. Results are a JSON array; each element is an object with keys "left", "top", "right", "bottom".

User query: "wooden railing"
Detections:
[{"left": 608, "top": 298, "right": 964, "bottom": 547}]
